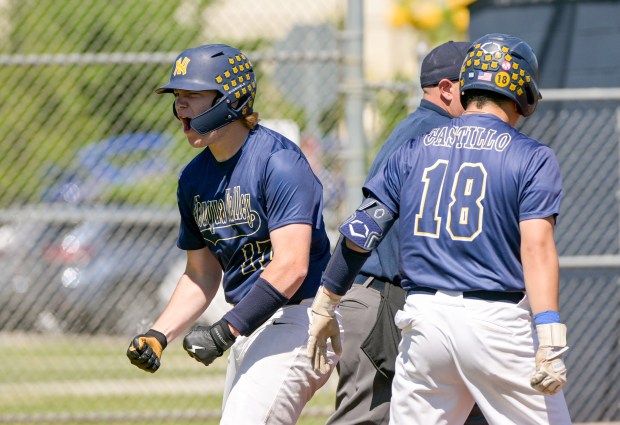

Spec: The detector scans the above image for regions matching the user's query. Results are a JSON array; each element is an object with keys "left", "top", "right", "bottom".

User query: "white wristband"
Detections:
[{"left": 536, "top": 323, "right": 567, "bottom": 347}]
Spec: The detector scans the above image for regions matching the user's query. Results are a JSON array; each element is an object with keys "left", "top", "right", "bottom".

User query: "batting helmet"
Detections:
[
  {"left": 156, "top": 44, "right": 257, "bottom": 134},
  {"left": 459, "top": 34, "right": 541, "bottom": 117}
]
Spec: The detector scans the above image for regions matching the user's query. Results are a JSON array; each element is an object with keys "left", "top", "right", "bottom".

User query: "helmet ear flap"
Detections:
[
  {"left": 230, "top": 91, "right": 253, "bottom": 113},
  {"left": 524, "top": 85, "right": 536, "bottom": 111}
]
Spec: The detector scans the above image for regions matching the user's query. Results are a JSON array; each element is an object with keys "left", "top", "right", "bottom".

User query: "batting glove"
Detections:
[
  {"left": 183, "top": 318, "right": 236, "bottom": 367},
  {"left": 126, "top": 329, "right": 167, "bottom": 373},
  {"left": 530, "top": 323, "right": 569, "bottom": 395},
  {"left": 307, "top": 287, "right": 342, "bottom": 374}
]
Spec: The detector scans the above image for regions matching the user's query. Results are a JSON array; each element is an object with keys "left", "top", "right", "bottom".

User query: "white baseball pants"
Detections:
[
  {"left": 389, "top": 290, "right": 572, "bottom": 425},
  {"left": 220, "top": 299, "right": 341, "bottom": 424}
]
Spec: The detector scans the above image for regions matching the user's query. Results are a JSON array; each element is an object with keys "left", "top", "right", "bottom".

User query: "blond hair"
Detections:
[{"left": 242, "top": 112, "right": 260, "bottom": 130}]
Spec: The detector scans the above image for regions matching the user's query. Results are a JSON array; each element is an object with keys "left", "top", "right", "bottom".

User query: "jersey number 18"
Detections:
[{"left": 414, "top": 160, "right": 487, "bottom": 241}]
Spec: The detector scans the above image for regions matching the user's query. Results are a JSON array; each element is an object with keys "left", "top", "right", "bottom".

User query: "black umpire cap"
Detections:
[{"left": 420, "top": 40, "right": 471, "bottom": 87}]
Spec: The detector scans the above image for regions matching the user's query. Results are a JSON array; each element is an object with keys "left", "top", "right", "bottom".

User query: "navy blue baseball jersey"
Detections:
[
  {"left": 359, "top": 99, "right": 454, "bottom": 284},
  {"left": 364, "top": 113, "right": 562, "bottom": 293},
  {"left": 177, "top": 124, "right": 331, "bottom": 304}
]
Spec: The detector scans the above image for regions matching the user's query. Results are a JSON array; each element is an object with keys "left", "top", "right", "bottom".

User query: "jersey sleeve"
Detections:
[
  {"left": 264, "top": 149, "right": 323, "bottom": 230},
  {"left": 519, "top": 146, "right": 562, "bottom": 221},
  {"left": 362, "top": 146, "right": 403, "bottom": 218},
  {"left": 176, "top": 178, "right": 207, "bottom": 250}
]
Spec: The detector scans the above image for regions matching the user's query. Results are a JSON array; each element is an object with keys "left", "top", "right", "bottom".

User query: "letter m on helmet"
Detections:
[{"left": 174, "top": 57, "right": 190, "bottom": 76}]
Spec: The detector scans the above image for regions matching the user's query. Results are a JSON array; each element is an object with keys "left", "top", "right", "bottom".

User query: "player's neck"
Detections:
[
  {"left": 463, "top": 103, "right": 520, "bottom": 126},
  {"left": 208, "top": 122, "right": 251, "bottom": 162}
]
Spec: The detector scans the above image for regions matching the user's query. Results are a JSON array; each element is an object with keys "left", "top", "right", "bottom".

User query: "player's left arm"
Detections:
[
  {"left": 183, "top": 224, "right": 310, "bottom": 367},
  {"left": 260, "top": 223, "right": 312, "bottom": 296},
  {"left": 215, "top": 149, "right": 321, "bottom": 340},
  {"left": 225, "top": 223, "right": 311, "bottom": 332},
  {"left": 520, "top": 216, "right": 568, "bottom": 395},
  {"left": 520, "top": 216, "right": 559, "bottom": 315}
]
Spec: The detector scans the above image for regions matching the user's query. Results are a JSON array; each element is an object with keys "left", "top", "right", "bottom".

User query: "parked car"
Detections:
[
  {"left": 0, "top": 132, "right": 183, "bottom": 335},
  {"left": 0, "top": 214, "right": 182, "bottom": 334}
]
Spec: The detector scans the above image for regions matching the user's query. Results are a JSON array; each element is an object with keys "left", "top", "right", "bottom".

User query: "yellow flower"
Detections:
[
  {"left": 409, "top": 0, "right": 443, "bottom": 30},
  {"left": 389, "top": 4, "right": 411, "bottom": 28},
  {"left": 450, "top": 6, "right": 470, "bottom": 32},
  {"left": 447, "top": 0, "right": 476, "bottom": 10}
]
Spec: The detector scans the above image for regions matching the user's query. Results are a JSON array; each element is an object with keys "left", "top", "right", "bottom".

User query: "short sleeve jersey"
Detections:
[
  {"left": 176, "top": 125, "right": 331, "bottom": 304},
  {"left": 359, "top": 99, "right": 454, "bottom": 284},
  {"left": 364, "top": 114, "right": 562, "bottom": 292}
]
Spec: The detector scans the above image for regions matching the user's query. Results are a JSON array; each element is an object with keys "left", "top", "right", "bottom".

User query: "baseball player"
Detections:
[
  {"left": 308, "top": 33, "right": 572, "bottom": 424},
  {"left": 326, "top": 40, "right": 487, "bottom": 425},
  {"left": 126, "top": 43, "right": 339, "bottom": 424}
]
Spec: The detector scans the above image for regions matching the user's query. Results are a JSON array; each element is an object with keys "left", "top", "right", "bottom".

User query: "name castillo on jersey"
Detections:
[
  {"left": 192, "top": 185, "right": 261, "bottom": 245},
  {"left": 423, "top": 125, "right": 512, "bottom": 152}
]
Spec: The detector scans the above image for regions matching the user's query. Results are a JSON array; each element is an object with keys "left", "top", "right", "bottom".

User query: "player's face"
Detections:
[{"left": 173, "top": 89, "right": 221, "bottom": 149}]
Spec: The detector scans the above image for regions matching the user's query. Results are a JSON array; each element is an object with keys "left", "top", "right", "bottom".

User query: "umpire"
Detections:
[{"left": 325, "top": 40, "right": 487, "bottom": 425}]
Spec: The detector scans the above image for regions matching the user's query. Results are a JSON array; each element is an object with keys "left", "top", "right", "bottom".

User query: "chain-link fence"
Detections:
[
  {"left": 523, "top": 90, "right": 620, "bottom": 422},
  {"left": 0, "top": 0, "right": 619, "bottom": 423}
]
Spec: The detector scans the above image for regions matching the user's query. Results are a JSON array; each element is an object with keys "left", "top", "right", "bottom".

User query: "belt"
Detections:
[
  {"left": 353, "top": 275, "right": 387, "bottom": 292},
  {"left": 409, "top": 287, "right": 524, "bottom": 304}
]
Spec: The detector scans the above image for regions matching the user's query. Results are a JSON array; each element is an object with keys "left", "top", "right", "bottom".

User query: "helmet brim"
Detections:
[
  {"left": 155, "top": 80, "right": 216, "bottom": 95},
  {"left": 155, "top": 86, "right": 173, "bottom": 94}
]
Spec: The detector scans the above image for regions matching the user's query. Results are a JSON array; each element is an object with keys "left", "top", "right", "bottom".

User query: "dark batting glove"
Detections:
[
  {"left": 126, "top": 329, "right": 167, "bottom": 373},
  {"left": 183, "top": 318, "right": 236, "bottom": 367}
]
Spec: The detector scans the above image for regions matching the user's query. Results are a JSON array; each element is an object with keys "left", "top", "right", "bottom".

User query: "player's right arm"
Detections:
[
  {"left": 126, "top": 247, "right": 222, "bottom": 372},
  {"left": 322, "top": 197, "right": 396, "bottom": 296},
  {"left": 307, "top": 146, "right": 403, "bottom": 372},
  {"left": 152, "top": 247, "right": 223, "bottom": 340},
  {"left": 307, "top": 197, "right": 396, "bottom": 372}
]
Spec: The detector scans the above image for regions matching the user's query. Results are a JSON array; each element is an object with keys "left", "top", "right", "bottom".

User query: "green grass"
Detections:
[{"left": 0, "top": 333, "right": 335, "bottom": 424}]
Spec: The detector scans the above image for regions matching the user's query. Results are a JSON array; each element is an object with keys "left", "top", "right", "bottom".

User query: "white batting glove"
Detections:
[
  {"left": 530, "top": 323, "right": 569, "bottom": 395},
  {"left": 307, "top": 287, "right": 342, "bottom": 374}
]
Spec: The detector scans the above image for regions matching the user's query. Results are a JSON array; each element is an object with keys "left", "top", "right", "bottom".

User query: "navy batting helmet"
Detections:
[
  {"left": 459, "top": 34, "right": 541, "bottom": 117},
  {"left": 156, "top": 44, "right": 257, "bottom": 134}
]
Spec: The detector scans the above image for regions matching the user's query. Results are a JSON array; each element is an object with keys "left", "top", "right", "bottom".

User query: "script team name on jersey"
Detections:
[
  {"left": 192, "top": 185, "right": 260, "bottom": 243},
  {"left": 423, "top": 125, "right": 512, "bottom": 152}
]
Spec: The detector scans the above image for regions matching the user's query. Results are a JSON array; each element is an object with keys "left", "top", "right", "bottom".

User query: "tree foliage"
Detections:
[{"left": 0, "top": 0, "right": 212, "bottom": 205}]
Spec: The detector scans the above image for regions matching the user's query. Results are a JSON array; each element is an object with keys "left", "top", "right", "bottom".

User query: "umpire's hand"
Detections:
[
  {"left": 183, "top": 318, "right": 236, "bottom": 367},
  {"left": 307, "top": 286, "right": 342, "bottom": 374},
  {"left": 530, "top": 323, "right": 569, "bottom": 395},
  {"left": 126, "top": 329, "right": 167, "bottom": 373}
]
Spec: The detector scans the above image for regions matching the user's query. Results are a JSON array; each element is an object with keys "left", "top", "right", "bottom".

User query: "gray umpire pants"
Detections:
[{"left": 326, "top": 281, "right": 390, "bottom": 425}]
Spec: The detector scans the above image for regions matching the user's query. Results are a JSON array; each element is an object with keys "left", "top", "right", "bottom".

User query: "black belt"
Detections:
[
  {"left": 353, "top": 275, "right": 387, "bottom": 292},
  {"left": 409, "top": 287, "right": 524, "bottom": 304}
]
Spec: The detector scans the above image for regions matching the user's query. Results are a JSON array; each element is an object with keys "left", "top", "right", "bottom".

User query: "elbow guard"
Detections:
[{"left": 339, "top": 198, "right": 395, "bottom": 251}]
